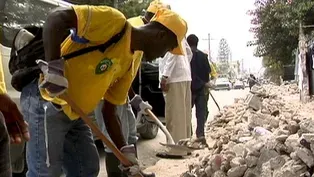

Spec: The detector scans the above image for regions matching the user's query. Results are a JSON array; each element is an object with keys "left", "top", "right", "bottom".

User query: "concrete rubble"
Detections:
[{"left": 181, "top": 83, "right": 314, "bottom": 177}]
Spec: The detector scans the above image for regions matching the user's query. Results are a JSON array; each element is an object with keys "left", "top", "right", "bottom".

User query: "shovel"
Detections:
[
  {"left": 145, "top": 109, "right": 193, "bottom": 156},
  {"left": 60, "top": 94, "right": 147, "bottom": 177}
]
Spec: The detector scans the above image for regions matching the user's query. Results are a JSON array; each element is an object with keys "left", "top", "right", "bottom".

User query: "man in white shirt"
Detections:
[{"left": 159, "top": 38, "right": 193, "bottom": 144}]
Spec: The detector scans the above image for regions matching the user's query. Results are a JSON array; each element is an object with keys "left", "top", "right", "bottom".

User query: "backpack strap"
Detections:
[{"left": 62, "top": 23, "right": 127, "bottom": 60}]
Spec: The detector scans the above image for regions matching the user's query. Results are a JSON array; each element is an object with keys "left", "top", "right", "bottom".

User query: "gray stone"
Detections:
[
  {"left": 278, "top": 160, "right": 307, "bottom": 177},
  {"left": 204, "top": 165, "right": 213, "bottom": 177},
  {"left": 230, "top": 157, "right": 245, "bottom": 168},
  {"left": 285, "top": 134, "right": 300, "bottom": 152},
  {"left": 269, "top": 155, "right": 287, "bottom": 170},
  {"left": 257, "top": 148, "right": 279, "bottom": 168},
  {"left": 296, "top": 147, "right": 314, "bottom": 168},
  {"left": 245, "top": 155, "right": 258, "bottom": 168},
  {"left": 232, "top": 144, "right": 247, "bottom": 158},
  {"left": 300, "top": 118, "right": 314, "bottom": 133},
  {"left": 227, "top": 165, "right": 247, "bottom": 177},
  {"left": 270, "top": 118, "right": 280, "bottom": 128},
  {"left": 287, "top": 121, "right": 300, "bottom": 134},
  {"left": 243, "top": 167, "right": 259, "bottom": 177},
  {"left": 261, "top": 161, "right": 272, "bottom": 177},
  {"left": 212, "top": 170, "right": 227, "bottom": 177},
  {"left": 276, "top": 135, "right": 289, "bottom": 143}
]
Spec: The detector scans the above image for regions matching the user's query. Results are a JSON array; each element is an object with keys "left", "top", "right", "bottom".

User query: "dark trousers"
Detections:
[
  {"left": 192, "top": 87, "right": 207, "bottom": 138},
  {"left": 0, "top": 112, "right": 12, "bottom": 177}
]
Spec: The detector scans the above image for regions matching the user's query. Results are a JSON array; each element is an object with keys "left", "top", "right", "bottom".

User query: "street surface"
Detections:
[{"left": 97, "top": 88, "right": 250, "bottom": 176}]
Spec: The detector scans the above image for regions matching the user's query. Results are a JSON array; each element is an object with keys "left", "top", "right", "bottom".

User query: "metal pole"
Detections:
[{"left": 208, "top": 33, "right": 211, "bottom": 60}]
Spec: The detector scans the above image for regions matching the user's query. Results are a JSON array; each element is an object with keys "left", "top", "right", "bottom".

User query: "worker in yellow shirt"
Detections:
[
  {"left": 0, "top": 49, "right": 29, "bottom": 176},
  {"left": 93, "top": 1, "right": 172, "bottom": 176},
  {"left": 205, "top": 61, "right": 218, "bottom": 120},
  {"left": 20, "top": 4, "right": 187, "bottom": 177}
]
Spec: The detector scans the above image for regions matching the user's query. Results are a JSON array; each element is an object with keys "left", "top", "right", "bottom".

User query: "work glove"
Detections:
[
  {"left": 205, "top": 81, "right": 215, "bottom": 89},
  {"left": 0, "top": 94, "right": 30, "bottom": 144},
  {"left": 119, "top": 145, "right": 156, "bottom": 177},
  {"left": 130, "top": 95, "right": 152, "bottom": 115},
  {"left": 119, "top": 144, "right": 140, "bottom": 176},
  {"left": 36, "top": 59, "right": 68, "bottom": 97}
]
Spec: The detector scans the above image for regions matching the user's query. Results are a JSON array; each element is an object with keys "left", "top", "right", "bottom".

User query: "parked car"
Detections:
[
  {"left": 214, "top": 78, "right": 232, "bottom": 91},
  {"left": 233, "top": 80, "right": 245, "bottom": 90}
]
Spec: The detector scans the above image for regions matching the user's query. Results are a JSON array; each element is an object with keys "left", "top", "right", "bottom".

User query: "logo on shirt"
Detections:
[{"left": 95, "top": 58, "right": 113, "bottom": 74}]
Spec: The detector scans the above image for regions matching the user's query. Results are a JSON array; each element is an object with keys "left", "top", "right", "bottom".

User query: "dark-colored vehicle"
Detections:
[{"left": 131, "top": 61, "right": 164, "bottom": 139}]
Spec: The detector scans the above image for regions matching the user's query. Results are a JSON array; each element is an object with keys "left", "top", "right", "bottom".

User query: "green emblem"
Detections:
[{"left": 95, "top": 58, "right": 113, "bottom": 74}]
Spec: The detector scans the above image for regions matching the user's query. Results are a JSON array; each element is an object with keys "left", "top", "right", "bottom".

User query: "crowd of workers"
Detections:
[{"left": 0, "top": 0, "right": 217, "bottom": 177}]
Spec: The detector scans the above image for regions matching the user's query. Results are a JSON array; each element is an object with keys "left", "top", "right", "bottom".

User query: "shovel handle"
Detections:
[
  {"left": 145, "top": 109, "right": 175, "bottom": 145},
  {"left": 60, "top": 94, "right": 144, "bottom": 177}
]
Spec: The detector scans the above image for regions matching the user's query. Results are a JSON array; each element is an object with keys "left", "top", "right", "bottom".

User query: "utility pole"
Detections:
[{"left": 208, "top": 33, "right": 211, "bottom": 61}]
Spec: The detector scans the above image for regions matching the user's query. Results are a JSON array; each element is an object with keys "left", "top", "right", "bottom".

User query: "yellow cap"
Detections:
[
  {"left": 146, "top": 0, "right": 170, "bottom": 14},
  {"left": 151, "top": 8, "right": 188, "bottom": 55}
]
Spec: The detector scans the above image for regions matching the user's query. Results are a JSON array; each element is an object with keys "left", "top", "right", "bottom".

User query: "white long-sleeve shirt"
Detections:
[{"left": 158, "top": 38, "right": 192, "bottom": 83}]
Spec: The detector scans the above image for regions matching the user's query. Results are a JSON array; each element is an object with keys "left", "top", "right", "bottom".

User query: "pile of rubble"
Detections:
[{"left": 182, "top": 83, "right": 314, "bottom": 177}]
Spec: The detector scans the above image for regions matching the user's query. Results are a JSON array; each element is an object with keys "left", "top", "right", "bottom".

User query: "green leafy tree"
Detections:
[
  {"left": 217, "top": 38, "right": 230, "bottom": 74},
  {"left": 217, "top": 38, "right": 230, "bottom": 63},
  {"left": 248, "top": 0, "right": 314, "bottom": 80}
]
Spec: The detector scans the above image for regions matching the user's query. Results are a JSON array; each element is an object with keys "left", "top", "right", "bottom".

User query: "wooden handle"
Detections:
[
  {"left": 60, "top": 94, "right": 144, "bottom": 177},
  {"left": 145, "top": 109, "right": 175, "bottom": 145}
]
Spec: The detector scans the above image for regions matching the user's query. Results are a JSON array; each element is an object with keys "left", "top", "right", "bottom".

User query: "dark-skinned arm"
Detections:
[
  {"left": 43, "top": 7, "right": 77, "bottom": 61},
  {"left": 102, "top": 100, "right": 126, "bottom": 149}
]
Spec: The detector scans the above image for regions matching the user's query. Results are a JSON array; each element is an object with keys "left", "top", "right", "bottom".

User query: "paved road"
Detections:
[{"left": 97, "top": 88, "right": 250, "bottom": 176}]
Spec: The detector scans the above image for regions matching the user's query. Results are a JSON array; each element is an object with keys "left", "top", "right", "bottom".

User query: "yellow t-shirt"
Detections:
[
  {"left": 209, "top": 63, "right": 218, "bottom": 79},
  {"left": 0, "top": 47, "right": 6, "bottom": 94},
  {"left": 40, "top": 5, "right": 143, "bottom": 120}
]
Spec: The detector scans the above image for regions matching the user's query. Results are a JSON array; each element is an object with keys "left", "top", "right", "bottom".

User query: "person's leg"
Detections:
[
  {"left": 184, "top": 81, "right": 192, "bottom": 139},
  {"left": 94, "top": 101, "right": 122, "bottom": 177},
  {"left": 0, "top": 112, "right": 11, "bottom": 177},
  {"left": 20, "top": 80, "right": 70, "bottom": 177},
  {"left": 164, "top": 82, "right": 188, "bottom": 143},
  {"left": 195, "top": 88, "right": 206, "bottom": 138},
  {"left": 63, "top": 119, "right": 99, "bottom": 177}
]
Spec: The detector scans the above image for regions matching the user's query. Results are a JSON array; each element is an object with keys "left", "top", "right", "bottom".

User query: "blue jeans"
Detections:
[
  {"left": 94, "top": 99, "right": 137, "bottom": 153},
  {"left": 20, "top": 80, "right": 99, "bottom": 177},
  {"left": 192, "top": 87, "right": 207, "bottom": 138}
]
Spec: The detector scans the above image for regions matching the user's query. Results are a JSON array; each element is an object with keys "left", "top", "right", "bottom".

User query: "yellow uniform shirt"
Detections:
[
  {"left": 209, "top": 63, "right": 218, "bottom": 79},
  {"left": 40, "top": 5, "right": 143, "bottom": 120},
  {"left": 0, "top": 48, "right": 7, "bottom": 94}
]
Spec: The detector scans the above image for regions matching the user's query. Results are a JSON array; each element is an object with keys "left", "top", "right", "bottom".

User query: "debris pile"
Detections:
[{"left": 182, "top": 83, "right": 314, "bottom": 177}]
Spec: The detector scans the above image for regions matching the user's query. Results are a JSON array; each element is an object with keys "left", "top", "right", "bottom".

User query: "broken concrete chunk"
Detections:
[
  {"left": 296, "top": 147, "right": 314, "bottom": 168},
  {"left": 299, "top": 118, "right": 314, "bottom": 133},
  {"left": 230, "top": 157, "right": 245, "bottom": 168},
  {"left": 212, "top": 170, "right": 227, "bottom": 177},
  {"left": 232, "top": 144, "right": 248, "bottom": 158},
  {"left": 245, "top": 155, "right": 258, "bottom": 168},
  {"left": 227, "top": 165, "right": 247, "bottom": 177},
  {"left": 285, "top": 134, "right": 300, "bottom": 152}
]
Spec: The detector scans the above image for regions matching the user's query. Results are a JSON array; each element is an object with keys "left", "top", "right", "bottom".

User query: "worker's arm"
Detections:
[
  {"left": 101, "top": 100, "right": 126, "bottom": 149},
  {"left": 0, "top": 51, "right": 29, "bottom": 144},
  {"left": 43, "top": 7, "right": 77, "bottom": 62}
]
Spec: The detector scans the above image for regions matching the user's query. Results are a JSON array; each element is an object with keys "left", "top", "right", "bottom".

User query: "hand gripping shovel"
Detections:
[
  {"left": 60, "top": 94, "right": 154, "bottom": 177},
  {"left": 145, "top": 110, "right": 193, "bottom": 158}
]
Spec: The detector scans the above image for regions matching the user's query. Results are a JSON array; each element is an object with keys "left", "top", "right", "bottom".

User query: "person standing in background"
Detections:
[
  {"left": 159, "top": 37, "right": 193, "bottom": 145},
  {"left": 187, "top": 34, "right": 211, "bottom": 146}
]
